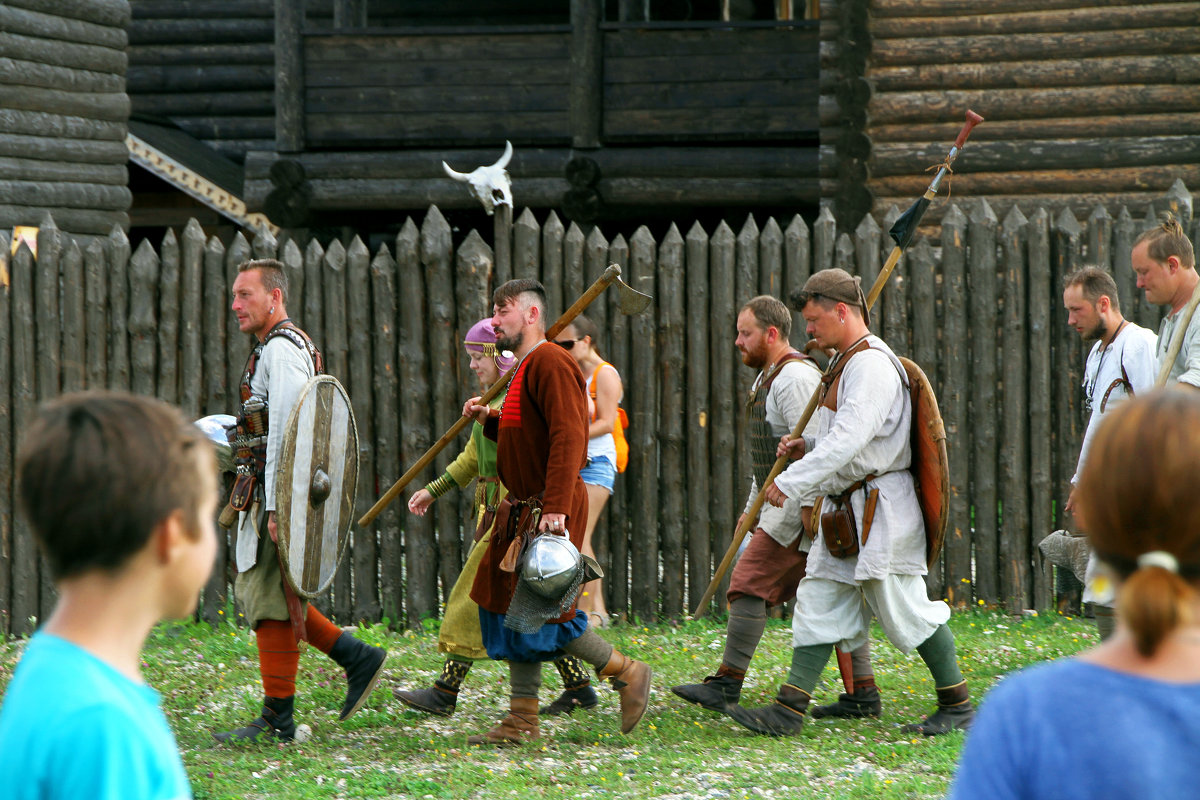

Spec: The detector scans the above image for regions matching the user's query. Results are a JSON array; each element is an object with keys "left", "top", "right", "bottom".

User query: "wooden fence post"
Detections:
[
  {"left": 1112, "top": 206, "right": 1139, "bottom": 324},
  {"left": 658, "top": 224, "right": 686, "bottom": 620},
  {"left": 60, "top": 240, "right": 85, "bottom": 394},
  {"left": 179, "top": 219, "right": 205, "bottom": 417},
  {"left": 129, "top": 238, "right": 159, "bottom": 398},
  {"left": 1051, "top": 208, "right": 1084, "bottom": 525},
  {"left": 224, "top": 233, "right": 251, "bottom": 412},
  {"left": 323, "top": 238, "right": 352, "bottom": 620},
  {"left": 601, "top": 232, "right": 629, "bottom": 615},
  {"left": 370, "top": 244, "right": 403, "bottom": 625},
  {"left": 11, "top": 240, "right": 39, "bottom": 633},
  {"left": 759, "top": 217, "right": 784, "bottom": 298},
  {"left": 84, "top": 239, "right": 108, "bottom": 390},
  {"left": 629, "top": 225, "right": 659, "bottom": 622},
  {"left": 708, "top": 221, "right": 736, "bottom": 608},
  {"left": 347, "top": 235, "right": 379, "bottom": 623},
  {"left": 106, "top": 224, "right": 130, "bottom": 392},
  {"left": 999, "top": 205, "right": 1031, "bottom": 612},
  {"left": 968, "top": 199, "right": 999, "bottom": 604},
  {"left": 734, "top": 216, "right": 759, "bottom": 496},
  {"left": 1026, "top": 207, "right": 1055, "bottom": 610},
  {"left": 881, "top": 206, "right": 911, "bottom": 357},
  {"left": 201, "top": 234, "right": 227, "bottom": 418},
  {"left": 541, "top": 210, "right": 565, "bottom": 317},
  {"left": 940, "top": 204, "right": 971, "bottom": 605},
  {"left": 685, "top": 221, "right": 712, "bottom": 614},
  {"left": 157, "top": 228, "right": 180, "bottom": 405},
  {"left": 0, "top": 231, "right": 11, "bottom": 634},
  {"left": 783, "top": 214, "right": 811, "bottom": 347}
]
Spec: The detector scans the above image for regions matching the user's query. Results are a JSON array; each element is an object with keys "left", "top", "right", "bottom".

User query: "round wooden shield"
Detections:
[
  {"left": 899, "top": 357, "right": 949, "bottom": 568},
  {"left": 275, "top": 375, "right": 359, "bottom": 599}
]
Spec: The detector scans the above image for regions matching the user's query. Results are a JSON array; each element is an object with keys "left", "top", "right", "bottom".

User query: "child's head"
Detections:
[{"left": 17, "top": 392, "right": 218, "bottom": 613}]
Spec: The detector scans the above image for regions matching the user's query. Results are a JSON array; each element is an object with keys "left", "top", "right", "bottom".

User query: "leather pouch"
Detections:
[
  {"left": 821, "top": 497, "right": 860, "bottom": 559},
  {"left": 229, "top": 473, "right": 255, "bottom": 511}
]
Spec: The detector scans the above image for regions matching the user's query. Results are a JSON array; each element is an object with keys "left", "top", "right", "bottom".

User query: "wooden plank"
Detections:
[
  {"left": 132, "top": 0, "right": 275, "bottom": 19},
  {"left": 872, "top": 0, "right": 1158, "bottom": 16},
  {"left": 6, "top": 0, "right": 130, "bottom": 28},
  {"left": 603, "top": 107, "right": 819, "bottom": 140},
  {"left": 129, "top": 239, "right": 159, "bottom": 398},
  {"left": 872, "top": 165, "right": 1200, "bottom": 197},
  {"left": 157, "top": 229, "right": 180, "bottom": 405},
  {"left": 908, "top": 236, "right": 938, "bottom": 392},
  {"left": 602, "top": 26, "right": 818, "bottom": 58},
  {"left": 321, "top": 239, "right": 352, "bottom": 621},
  {"left": 512, "top": 208, "right": 541, "bottom": 281},
  {"left": 107, "top": 226, "right": 131, "bottom": 391},
  {"left": 308, "top": 84, "right": 568, "bottom": 115},
  {"left": 305, "top": 111, "right": 568, "bottom": 146},
  {"left": 0, "top": 45, "right": 126, "bottom": 86},
  {"left": 346, "top": 236, "right": 380, "bottom": 622},
  {"left": 127, "top": 64, "right": 275, "bottom": 93},
  {"left": 570, "top": 0, "right": 602, "bottom": 148},
  {"left": 0, "top": 180, "right": 131, "bottom": 212},
  {"left": 10, "top": 243, "right": 40, "bottom": 634},
  {"left": 967, "top": 201, "right": 999, "bottom": 604},
  {"left": 541, "top": 211, "right": 565, "bottom": 317},
  {"left": 420, "top": 208, "right": 463, "bottom": 598},
  {"left": 0, "top": 133, "right": 129, "bottom": 164},
  {"left": 305, "top": 59, "right": 568, "bottom": 89},
  {"left": 129, "top": 18, "right": 274, "bottom": 45},
  {"left": 0, "top": 4, "right": 127, "bottom": 50},
  {"left": 684, "top": 221, "right": 712, "bottom": 612},
  {"left": 629, "top": 226, "right": 659, "bottom": 622},
  {"left": 759, "top": 216, "right": 784, "bottom": 297},
  {"left": 34, "top": 218, "right": 63, "bottom": 405},
  {"left": 369, "top": 244, "right": 403, "bottom": 624},
  {"left": 604, "top": 79, "right": 819, "bottom": 110},
  {"left": 1026, "top": 208, "right": 1054, "bottom": 610},
  {"left": 0, "top": 56, "right": 124, "bottom": 94},
  {"left": 304, "top": 32, "right": 570, "bottom": 63},
  {"left": 939, "top": 204, "right": 971, "bottom": 606},
  {"left": 708, "top": 221, "right": 737, "bottom": 609},
  {"left": 604, "top": 53, "right": 819, "bottom": 83},
  {"left": 129, "top": 91, "right": 275, "bottom": 116},
  {"left": 602, "top": 233, "right": 629, "bottom": 616},
  {"left": 60, "top": 241, "right": 85, "bottom": 395},
  {"left": 1112, "top": 206, "right": 1147, "bottom": 330},
  {"left": 998, "top": 206, "right": 1031, "bottom": 612},
  {"left": 783, "top": 214, "right": 811, "bottom": 343},
  {"left": 0, "top": 155, "right": 127, "bottom": 186},
  {"left": 734, "top": 216, "right": 758, "bottom": 497},
  {"left": 871, "top": 27, "right": 1199, "bottom": 67},
  {"left": 201, "top": 234, "right": 228, "bottom": 416},
  {"left": 84, "top": 239, "right": 108, "bottom": 389},
  {"left": 179, "top": 220, "right": 206, "bottom": 417},
  {"left": 302, "top": 239, "right": 325, "bottom": 367},
  {"left": 854, "top": 212, "right": 883, "bottom": 327},
  {"left": 868, "top": 54, "right": 1200, "bottom": 93},
  {"left": 396, "top": 218, "right": 438, "bottom": 625},
  {"left": 0, "top": 232, "right": 10, "bottom": 634},
  {"left": 224, "top": 233, "right": 251, "bottom": 413},
  {"left": 658, "top": 224, "right": 686, "bottom": 620},
  {"left": 1051, "top": 209, "right": 1085, "bottom": 525},
  {"left": 872, "top": 4, "right": 1200, "bottom": 38},
  {"left": 128, "top": 43, "right": 275, "bottom": 66}
]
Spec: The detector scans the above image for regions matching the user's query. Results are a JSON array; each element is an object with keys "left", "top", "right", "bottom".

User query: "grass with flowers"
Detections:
[{"left": 0, "top": 604, "right": 1094, "bottom": 799}]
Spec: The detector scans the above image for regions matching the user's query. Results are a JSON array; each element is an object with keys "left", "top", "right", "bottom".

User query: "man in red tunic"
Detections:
[{"left": 464, "top": 278, "right": 651, "bottom": 745}]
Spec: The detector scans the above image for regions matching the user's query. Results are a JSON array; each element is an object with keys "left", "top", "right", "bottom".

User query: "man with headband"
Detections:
[
  {"left": 725, "top": 268, "right": 974, "bottom": 738},
  {"left": 393, "top": 319, "right": 598, "bottom": 718}
]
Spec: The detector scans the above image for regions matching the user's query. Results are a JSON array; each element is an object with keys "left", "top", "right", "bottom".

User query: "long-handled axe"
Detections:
[
  {"left": 692, "top": 109, "right": 984, "bottom": 617},
  {"left": 359, "top": 264, "right": 650, "bottom": 527}
]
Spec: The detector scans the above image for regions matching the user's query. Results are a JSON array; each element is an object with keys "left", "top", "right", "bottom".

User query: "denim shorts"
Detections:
[{"left": 580, "top": 455, "right": 616, "bottom": 493}]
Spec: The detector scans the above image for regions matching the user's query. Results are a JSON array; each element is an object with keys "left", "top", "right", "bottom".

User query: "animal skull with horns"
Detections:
[{"left": 442, "top": 141, "right": 514, "bottom": 215}]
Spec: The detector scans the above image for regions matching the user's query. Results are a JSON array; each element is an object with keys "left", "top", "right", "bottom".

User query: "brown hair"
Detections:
[
  {"left": 492, "top": 278, "right": 546, "bottom": 322},
  {"left": 1076, "top": 390, "right": 1200, "bottom": 657},
  {"left": 239, "top": 258, "right": 290, "bottom": 307},
  {"left": 567, "top": 312, "right": 603, "bottom": 356},
  {"left": 1063, "top": 265, "right": 1122, "bottom": 314},
  {"left": 1133, "top": 212, "right": 1195, "bottom": 270},
  {"left": 17, "top": 392, "right": 213, "bottom": 580},
  {"left": 741, "top": 295, "right": 792, "bottom": 340}
]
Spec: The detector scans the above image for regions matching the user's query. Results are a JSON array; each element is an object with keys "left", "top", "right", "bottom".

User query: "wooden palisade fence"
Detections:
[{"left": 1, "top": 182, "right": 1196, "bottom": 635}]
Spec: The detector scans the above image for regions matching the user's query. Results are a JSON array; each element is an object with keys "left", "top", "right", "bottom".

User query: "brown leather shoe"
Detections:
[
  {"left": 599, "top": 649, "right": 652, "bottom": 734},
  {"left": 467, "top": 697, "right": 541, "bottom": 746}
]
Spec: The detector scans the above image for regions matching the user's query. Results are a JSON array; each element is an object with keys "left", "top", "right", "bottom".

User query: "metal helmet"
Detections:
[{"left": 520, "top": 534, "right": 581, "bottom": 599}]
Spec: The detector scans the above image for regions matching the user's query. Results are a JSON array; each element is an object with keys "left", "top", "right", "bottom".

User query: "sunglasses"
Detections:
[{"left": 555, "top": 339, "right": 577, "bottom": 350}]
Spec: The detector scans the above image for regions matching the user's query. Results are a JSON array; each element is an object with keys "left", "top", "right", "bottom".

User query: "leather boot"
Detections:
[
  {"left": 329, "top": 632, "right": 387, "bottom": 721},
  {"left": 671, "top": 665, "right": 744, "bottom": 712},
  {"left": 393, "top": 684, "right": 458, "bottom": 716},
  {"left": 810, "top": 685, "right": 882, "bottom": 719},
  {"left": 467, "top": 697, "right": 541, "bottom": 746},
  {"left": 725, "top": 684, "right": 809, "bottom": 737},
  {"left": 212, "top": 695, "right": 296, "bottom": 743},
  {"left": 900, "top": 681, "right": 975, "bottom": 736},
  {"left": 599, "top": 649, "right": 652, "bottom": 734}
]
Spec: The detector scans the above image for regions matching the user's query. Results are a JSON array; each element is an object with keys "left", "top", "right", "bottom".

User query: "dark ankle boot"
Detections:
[
  {"left": 212, "top": 695, "right": 296, "bottom": 743},
  {"left": 393, "top": 659, "right": 468, "bottom": 716},
  {"left": 542, "top": 655, "right": 599, "bottom": 716},
  {"left": 467, "top": 697, "right": 541, "bottom": 746},
  {"left": 329, "top": 632, "right": 387, "bottom": 721},
  {"left": 726, "top": 684, "right": 809, "bottom": 737},
  {"left": 598, "top": 649, "right": 652, "bottom": 734},
  {"left": 671, "top": 665, "right": 744, "bottom": 712},
  {"left": 900, "top": 680, "right": 974, "bottom": 736},
  {"left": 810, "top": 685, "right": 882, "bottom": 719}
]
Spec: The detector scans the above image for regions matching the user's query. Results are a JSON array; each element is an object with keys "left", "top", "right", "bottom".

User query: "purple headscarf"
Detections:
[{"left": 464, "top": 317, "right": 516, "bottom": 372}]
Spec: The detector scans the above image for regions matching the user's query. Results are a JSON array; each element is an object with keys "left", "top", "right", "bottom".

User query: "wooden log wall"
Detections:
[
  {"left": 1, "top": 186, "right": 1194, "bottom": 634},
  {"left": 0, "top": 0, "right": 132, "bottom": 236},
  {"left": 861, "top": 0, "right": 1200, "bottom": 224}
]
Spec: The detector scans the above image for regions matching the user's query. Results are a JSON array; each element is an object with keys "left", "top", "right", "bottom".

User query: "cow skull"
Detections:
[{"left": 442, "top": 141, "right": 514, "bottom": 215}]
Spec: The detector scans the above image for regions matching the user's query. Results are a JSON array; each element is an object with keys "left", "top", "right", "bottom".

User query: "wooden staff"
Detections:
[{"left": 693, "top": 110, "right": 984, "bottom": 617}]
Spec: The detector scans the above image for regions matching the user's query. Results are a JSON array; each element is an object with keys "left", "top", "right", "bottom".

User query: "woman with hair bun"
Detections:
[{"left": 949, "top": 389, "right": 1200, "bottom": 800}]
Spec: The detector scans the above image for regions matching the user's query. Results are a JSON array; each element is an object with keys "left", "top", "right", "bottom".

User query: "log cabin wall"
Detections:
[
  {"left": 0, "top": 0, "right": 132, "bottom": 237},
  {"left": 862, "top": 0, "right": 1200, "bottom": 225}
]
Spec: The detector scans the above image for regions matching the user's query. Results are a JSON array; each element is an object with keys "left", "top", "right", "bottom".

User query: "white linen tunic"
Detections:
[
  {"left": 235, "top": 335, "right": 316, "bottom": 572},
  {"left": 1156, "top": 304, "right": 1200, "bottom": 388},
  {"left": 773, "top": 335, "right": 926, "bottom": 583},
  {"left": 743, "top": 358, "right": 822, "bottom": 549}
]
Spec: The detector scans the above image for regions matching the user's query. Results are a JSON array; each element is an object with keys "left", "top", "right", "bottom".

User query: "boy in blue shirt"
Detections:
[{"left": 0, "top": 392, "right": 218, "bottom": 800}]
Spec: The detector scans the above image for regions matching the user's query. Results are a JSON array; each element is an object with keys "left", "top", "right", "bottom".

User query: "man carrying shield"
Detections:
[
  {"left": 726, "top": 268, "right": 973, "bottom": 737},
  {"left": 214, "top": 258, "right": 386, "bottom": 743},
  {"left": 462, "top": 278, "right": 651, "bottom": 745}
]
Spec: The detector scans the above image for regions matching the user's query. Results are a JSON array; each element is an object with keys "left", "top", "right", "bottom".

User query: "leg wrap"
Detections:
[
  {"left": 437, "top": 658, "right": 473, "bottom": 692},
  {"left": 553, "top": 655, "right": 592, "bottom": 690},
  {"left": 916, "top": 624, "right": 964, "bottom": 688},
  {"left": 304, "top": 605, "right": 343, "bottom": 654},
  {"left": 509, "top": 660, "right": 543, "bottom": 700},
  {"left": 786, "top": 643, "right": 833, "bottom": 696},
  {"left": 561, "top": 628, "right": 615, "bottom": 671},
  {"left": 849, "top": 640, "right": 876, "bottom": 690},
  {"left": 255, "top": 619, "right": 299, "bottom": 698},
  {"left": 722, "top": 595, "right": 768, "bottom": 674}
]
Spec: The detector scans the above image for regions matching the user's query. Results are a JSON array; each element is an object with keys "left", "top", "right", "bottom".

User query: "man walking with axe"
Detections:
[
  {"left": 673, "top": 296, "right": 879, "bottom": 718},
  {"left": 726, "top": 269, "right": 973, "bottom": 738},
  {"left": 461, "top": 278, "right": 651, "bottom": 745}
]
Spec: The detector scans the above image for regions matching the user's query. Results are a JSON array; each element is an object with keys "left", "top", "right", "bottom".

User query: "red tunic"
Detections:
[{"left": 470, "top": 340, "right": 590, "bottom": 618}]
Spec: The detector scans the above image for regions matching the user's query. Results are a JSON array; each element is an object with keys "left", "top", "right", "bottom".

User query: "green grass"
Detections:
[{"left": 0, "top": 607, "right": 1095, "bottom": 799}]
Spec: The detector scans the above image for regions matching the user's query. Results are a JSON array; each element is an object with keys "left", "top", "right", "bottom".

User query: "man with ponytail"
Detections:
[
  {"left": 1131, "top": 212, "right": 1200, "bottom": 387},
  {"left": 950, "top": 390, "right": 1200, "bottom": 800}
]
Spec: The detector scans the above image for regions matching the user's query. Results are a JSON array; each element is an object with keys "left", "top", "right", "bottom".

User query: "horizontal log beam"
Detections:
[
  {"left": 0, "top": 5, "right": 126, "bottom": 49},
  {"left": 873, "top": 3, "right": 1200, "bottom": 38},
  {"left": 870, "top": 164, "right": 1200, "bottom": 196},
  {"left": 158, "top": 117, "right": 275, "bottom": 141},
  {"left": 869, "top": 113, "right": 1200, "bottom": 143},
  {"left": 6, "top": 0, "right": 129, "bottom": 28},
  {"left": 868, "top": 85, "right": 1200, "bottom": 125},
  {"left": 0, "top": 156, "right": 127, "bottom": 186},
  {"left": 0, "top": 204, "right": 128, "bottom": 235},
  {"left": 870, "top": 191, "right": 1171, "bottom": 228},
  {"left": 0, "top": 180, "right": 131, "bottom": 211},
  {"left": 0, "top": 85, "right": 129, "bottom": 123},
  {"left": 871, "top": 0, "right": 1155, "bottom": 18},
  {"left": 872, "top": 135, "right": 1200, "bottom": 176},
  {"left": 128, "top": 19, "right": 275, "bottom": 45},
  {"left": 869, "top": 54, "right": 1200, "bottom": 93},
  {"left": 0, "top": 132, "right": 129, "bottom": 164},
  {"left": 0, "top": 56, "right": 124, "bottom": 94},
  {"left": 0, "top": 32, "right": 126, "bottom": 74},
  {"left": 126, "top": 64, "right": 274, "bottom": 93},
  {"left": 131, "top": 0, "right": 274, "bottom": 19},
  {"left": 0, "top": 108, "right": 126, "bottom": 142},
  {"left": 130, "top": 91, "right": 275, "bottom": 116},
  {"left": 127, "top": 44, "right": 274, "bottom": 67},
  {"left": 872, "top": 27, "right": 1199, "bottom": 67},
  {"left": 305, "top": 32, "right": 570, "bottom": 63}
]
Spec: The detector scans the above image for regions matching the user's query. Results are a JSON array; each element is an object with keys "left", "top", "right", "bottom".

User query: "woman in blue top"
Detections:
[{"left": 949, "top": 390, "right": 1200, "bottom": 800}]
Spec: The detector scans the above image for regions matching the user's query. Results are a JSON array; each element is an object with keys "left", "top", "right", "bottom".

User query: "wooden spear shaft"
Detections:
[{"left": 692, "top": 110, "right": 983, "bottom": 617}]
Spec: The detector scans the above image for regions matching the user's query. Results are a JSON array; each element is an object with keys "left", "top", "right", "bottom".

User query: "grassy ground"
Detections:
[{"left": 0, "top": 607, "right": 1095, "bottom": 799}]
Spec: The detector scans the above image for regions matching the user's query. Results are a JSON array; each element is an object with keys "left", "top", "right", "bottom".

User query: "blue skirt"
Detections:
[{"left": 479, "top": 609, "right": 589, "bottom": 662}]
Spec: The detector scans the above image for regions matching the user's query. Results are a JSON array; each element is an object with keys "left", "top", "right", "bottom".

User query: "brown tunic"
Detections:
[{"left": 470, "top": 339, "right": 590, "bottom": 618}]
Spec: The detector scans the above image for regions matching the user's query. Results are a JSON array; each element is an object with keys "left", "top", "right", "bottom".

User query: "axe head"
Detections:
[{"left": 614, "top": 275, "right": 652, "bottom": 315}]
